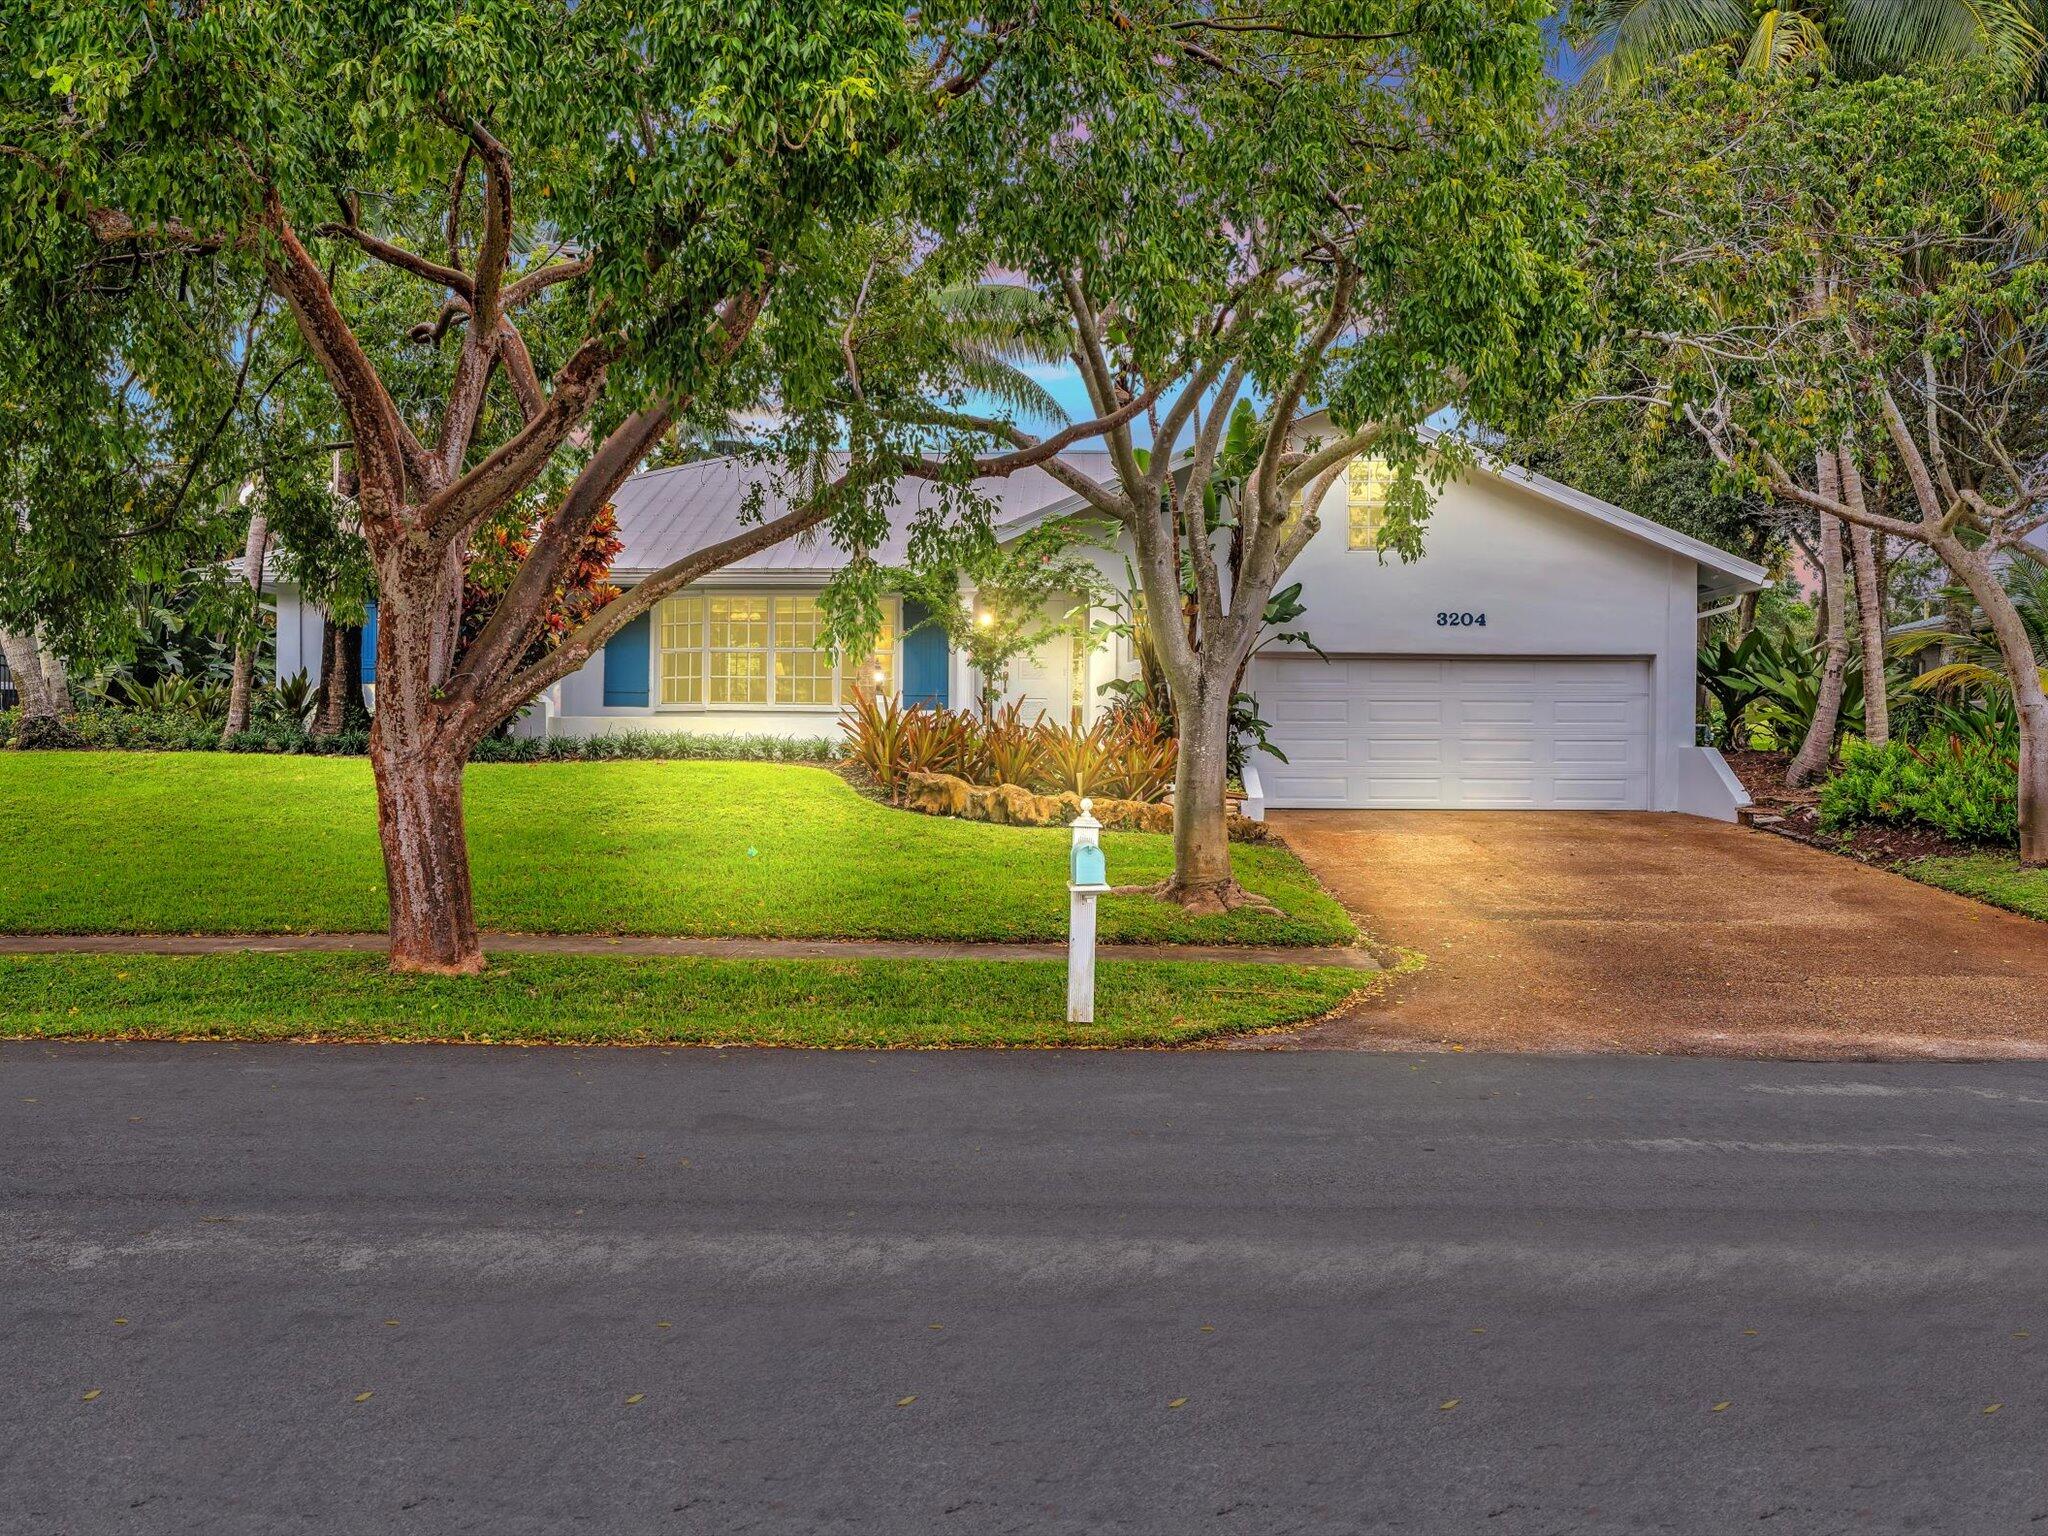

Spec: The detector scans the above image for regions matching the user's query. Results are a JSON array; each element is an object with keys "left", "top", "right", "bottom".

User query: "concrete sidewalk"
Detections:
[{"left": 0, "top": 931, "right": 1379, "bottom": 969}]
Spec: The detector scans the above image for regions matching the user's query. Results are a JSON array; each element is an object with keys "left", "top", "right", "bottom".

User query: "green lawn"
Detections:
[
  {"left": 0, "top": 753, "right": 1354, "bottom": 946},
  {"left": 0, "top": 953, "right": 1367, "bottom": 1048},
  {"left": 1904, "top": 853, "right": 2048, "bottom": 922}
]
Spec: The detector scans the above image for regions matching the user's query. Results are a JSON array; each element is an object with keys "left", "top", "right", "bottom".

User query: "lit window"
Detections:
[
  {"left": 867, "top": 602, "right": 897, "bottom": 698},
  {"left": 1347, "top": 457, "right": 1394, "bottom": 549},
  {"left": 773, "top": 595, "right": 832, "bottom": 705},
  {"left": 708, "top": 595, "right": 770, "bottom": 705},
  {"left": 658, "top": 595, "right": 704, "bottom": 704},
  {"left": 651, "top": 591, "right": 901, "bottom": 709}
]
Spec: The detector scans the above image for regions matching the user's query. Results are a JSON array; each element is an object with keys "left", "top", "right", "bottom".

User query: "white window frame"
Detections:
[
  {"left": 1346, "top": 456, "right": 1395, "bottom": 550},
  {"left": 652, "top": 590, "right": 901, "bottom": 713}
]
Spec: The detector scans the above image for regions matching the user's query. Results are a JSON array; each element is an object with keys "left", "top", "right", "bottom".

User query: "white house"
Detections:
[{"left": 273, "top": 432, "right": 1765, "bottom": 820}]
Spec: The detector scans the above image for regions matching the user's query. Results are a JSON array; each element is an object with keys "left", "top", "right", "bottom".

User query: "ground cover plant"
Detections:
[
  {"left": 0, "top": 754, "right": 1353, "bottom": 946},
  {"left": 0, "top": 952, "right": 1369, "bottom": 1049},
  {"left": 1901, "top": 854, "right": 2048, "bottom": 923}
]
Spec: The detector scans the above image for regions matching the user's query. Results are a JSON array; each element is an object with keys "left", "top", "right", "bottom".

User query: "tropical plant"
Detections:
[
  {"left": 1698, "top": 628, "right": 1776, "bottom": 746},
  {"left": 261, "top": 670, "right": 319, "bottom": 730},
  {"left": 1036, "top": 713, "right": 1118, "bottom": 799},
  {"left": 1746, "top": 637, "right": 1867, "bottom": 751},
  {"left": 1573, "top": 0, "right": 2046, "bottom": 88},
  {"left": 894, "top": 518, "right": 1113, "bottom": 716},
  {"left": 1890, "top": 562, "right": 2048, "bottom": 701},
  {"left": 841, "top": 689, "right": 920, "bottom": 802},
  {"left": 1820, "top": 734, "right": 2020, "bottom": 844}
]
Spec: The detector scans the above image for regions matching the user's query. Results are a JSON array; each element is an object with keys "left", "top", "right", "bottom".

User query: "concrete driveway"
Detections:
[{"left": 1266, "top": 811, "right": 2048, "bottom": 1059}]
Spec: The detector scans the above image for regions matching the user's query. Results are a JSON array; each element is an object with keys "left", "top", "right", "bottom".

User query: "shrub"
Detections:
[
  {"left": 9, "top": 701, "right": 832, "bottom": 765},
  {"left": 1819, "top": 736, "right": 2018, "bottom": 846},
  {"left": 839, "top": 694, "right": 1181, "bottom": 805}
]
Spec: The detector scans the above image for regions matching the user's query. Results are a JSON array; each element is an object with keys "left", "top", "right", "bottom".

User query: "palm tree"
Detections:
[
  {"left": 1576, "top": 0, "right": 2044, "bottom": 87},
  {"left": 1893, "top": 559, "right": 2048, "bottom": 699}
]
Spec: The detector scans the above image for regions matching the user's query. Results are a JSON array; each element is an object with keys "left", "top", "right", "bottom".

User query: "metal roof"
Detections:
[{"left": 607, "top": 452, "right": 1120, "bottom": 582}]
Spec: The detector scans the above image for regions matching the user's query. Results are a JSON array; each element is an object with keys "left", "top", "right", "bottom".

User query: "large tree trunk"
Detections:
[
  {"left": 1, "top": 629, "right": 51, "bottom": 721},
  {"left": 371, "top": 731, "right": 483, "bottom": 973},
  {"left": 1161, "top": 672, "right": 1238, "bottom": 910},
  {"left": 313, "top": 617, "right": 343, "bottom": 736},
  {"left": 1935, "top": 533, "right": 2048, "bottom": 867},
  {"left": 1789, "top": 454, "right": 1850, "bottom": 787},
  {"left": 37, "top": 637, "right": 69, "bottom": 714},
  {"left": 369, "top": 553, "right": 487, "bottom": 972},
  {"left": 222, "top": 509, "right": 272, "bottom": 742},
  {"left": 1839, "top": 447, "right": 1888, "bottom": 749}
]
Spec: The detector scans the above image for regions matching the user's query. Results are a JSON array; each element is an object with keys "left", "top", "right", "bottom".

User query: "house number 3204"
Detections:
[{"left": 1436, "top": 611, "right": 1487, "bottom": 627}]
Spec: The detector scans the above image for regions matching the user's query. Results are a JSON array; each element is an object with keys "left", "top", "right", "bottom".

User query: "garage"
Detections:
[{"left": 1248, "top": 655, "right": 1655, "bottom": 810}]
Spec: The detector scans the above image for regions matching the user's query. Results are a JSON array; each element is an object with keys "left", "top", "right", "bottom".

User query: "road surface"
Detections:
[{"left": 4, "top": 1043, "right": 2045, "bottom": 1533}]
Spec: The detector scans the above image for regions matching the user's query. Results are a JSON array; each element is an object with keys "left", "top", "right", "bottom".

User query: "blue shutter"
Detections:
[
  {"left": 603, "top": 610, "right": 652, "bottom": 706},
  {"left": 900, "top": 599, "right": 949, "bottom": 709},
  {"left": 359, "top": 600, "right": 378, "bottom": 684}
]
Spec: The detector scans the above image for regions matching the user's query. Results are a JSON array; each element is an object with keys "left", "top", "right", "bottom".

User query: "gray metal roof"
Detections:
[{"left": 608, "top": 452, "right": 1118, "bottom": 580}]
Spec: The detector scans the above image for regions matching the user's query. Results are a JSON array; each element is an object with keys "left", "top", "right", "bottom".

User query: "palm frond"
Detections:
[
  {"left": 948, "top": 346, "right": 1071, "bottom": 427},
  {"left": 1743, "top": 6, "right": 1831, "bottom": 73},
  {"left": 933, "top": 283, "right": 1074, "bottom": 366},
  {"left": 1577, "top": 0, "right": 1757, "bottom": 86},
  {"left": 1831, "top": 0, "right": 2044, "bottom": 79}
]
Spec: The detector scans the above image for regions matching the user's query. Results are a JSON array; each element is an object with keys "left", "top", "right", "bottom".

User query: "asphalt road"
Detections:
[{"left": 4, "top": 1044, "right": 2046, "bottom": 1535}]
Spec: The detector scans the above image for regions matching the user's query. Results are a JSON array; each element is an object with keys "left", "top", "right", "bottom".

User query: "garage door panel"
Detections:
[
  {"left": 1366, "top": 736, "right": 1443, "bottom": 763},
  {"left": 1461, "top": 737, "right": 1535, "bottom": 763},
  {"left": 1250, "top": 656, "right": 1652, "bottom": 811},
  {"left": 1366, "top": 698, "right": 1443, "bottom": 724},
  {"left": 1460, "top": 700, "right": 1535, "bottom": 724}
]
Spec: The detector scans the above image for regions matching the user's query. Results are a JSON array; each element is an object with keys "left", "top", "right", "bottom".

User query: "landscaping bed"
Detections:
[
  {"left": 1726, "top": 748, "right": 2048, "bottom": 920},
  {"left": 0, "top": 952, "right": 1371, "bottom": 1049}
]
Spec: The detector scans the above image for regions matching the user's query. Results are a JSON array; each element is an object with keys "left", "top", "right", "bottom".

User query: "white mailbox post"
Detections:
[{"left": 1067, "top": 799, "right": 1109, "bottom": 1023}]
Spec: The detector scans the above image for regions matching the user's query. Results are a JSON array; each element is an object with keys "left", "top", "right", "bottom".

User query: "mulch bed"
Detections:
[{"left": 1724, "top": 748, "right": 1998, "bottom": 867}]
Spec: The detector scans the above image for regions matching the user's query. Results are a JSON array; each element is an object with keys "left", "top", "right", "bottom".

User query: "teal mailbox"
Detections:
[{"left": 1071, "top": 839, "right": 1107, "bottom": 888}]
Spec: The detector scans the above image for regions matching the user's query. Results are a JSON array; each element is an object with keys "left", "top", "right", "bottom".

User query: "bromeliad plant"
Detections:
[{"left": 841, "top": 692, "right": 1179, "bottom": 806}]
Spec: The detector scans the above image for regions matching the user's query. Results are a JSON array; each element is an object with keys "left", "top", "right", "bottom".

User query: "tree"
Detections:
[
  {"left": 910, "top": 0, "right": 1584, "bottom": 909},
  {"left": 1573, "top": 0, "right": 2044, "bottom": 85},
  {"left": 6, "top": 1, "right": 1173, "bottom": 971},
  {"left": 1570, "top": 59, "right": 2048, "bottom": 859},
  {"left": 895, "top": 518, "right": 1110, "bottom": 716}
]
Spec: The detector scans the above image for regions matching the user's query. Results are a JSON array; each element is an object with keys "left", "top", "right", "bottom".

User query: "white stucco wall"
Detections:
[
  {"left": 273, "top": 583, "right": 325, "bottom": 687},
  {"left": 1240, "top": 466, "right": 1735, "bottom": 817}
]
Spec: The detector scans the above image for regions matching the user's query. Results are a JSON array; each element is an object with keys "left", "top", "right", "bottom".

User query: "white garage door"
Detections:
[{"left": 1248, "top": 656, "right": 1653, "bottom": 810}]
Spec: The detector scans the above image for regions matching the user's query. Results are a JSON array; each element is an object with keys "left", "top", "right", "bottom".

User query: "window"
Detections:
[
  {"left": 773, "top": 596, "right": 832, "bottom": 705},
  {"left": 1347, "top": 457, "right": 1395, "bottom": 549},
  {"left": 653, "top": 591, "right": 902, "bottom": 709},
  {"left": 659, "top": 595, "right": 704, "bottom": 705},
  {"left": 864, "top": 603, "right": 897, "bottom": 699},
  {"left": 708, "top": 595, "right": 770, "bottom": 704}
]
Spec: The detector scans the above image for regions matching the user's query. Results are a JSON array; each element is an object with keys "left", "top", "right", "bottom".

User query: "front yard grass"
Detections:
[
  {"left": 1902, "top": 853, "right": 2048, "bottom": 923},
  {"left": 0, "top": 752, "right": 1353, "bottom": 946},
  {"left": 0, "top": 953, "right": 1367, "bottom": 1048}
]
